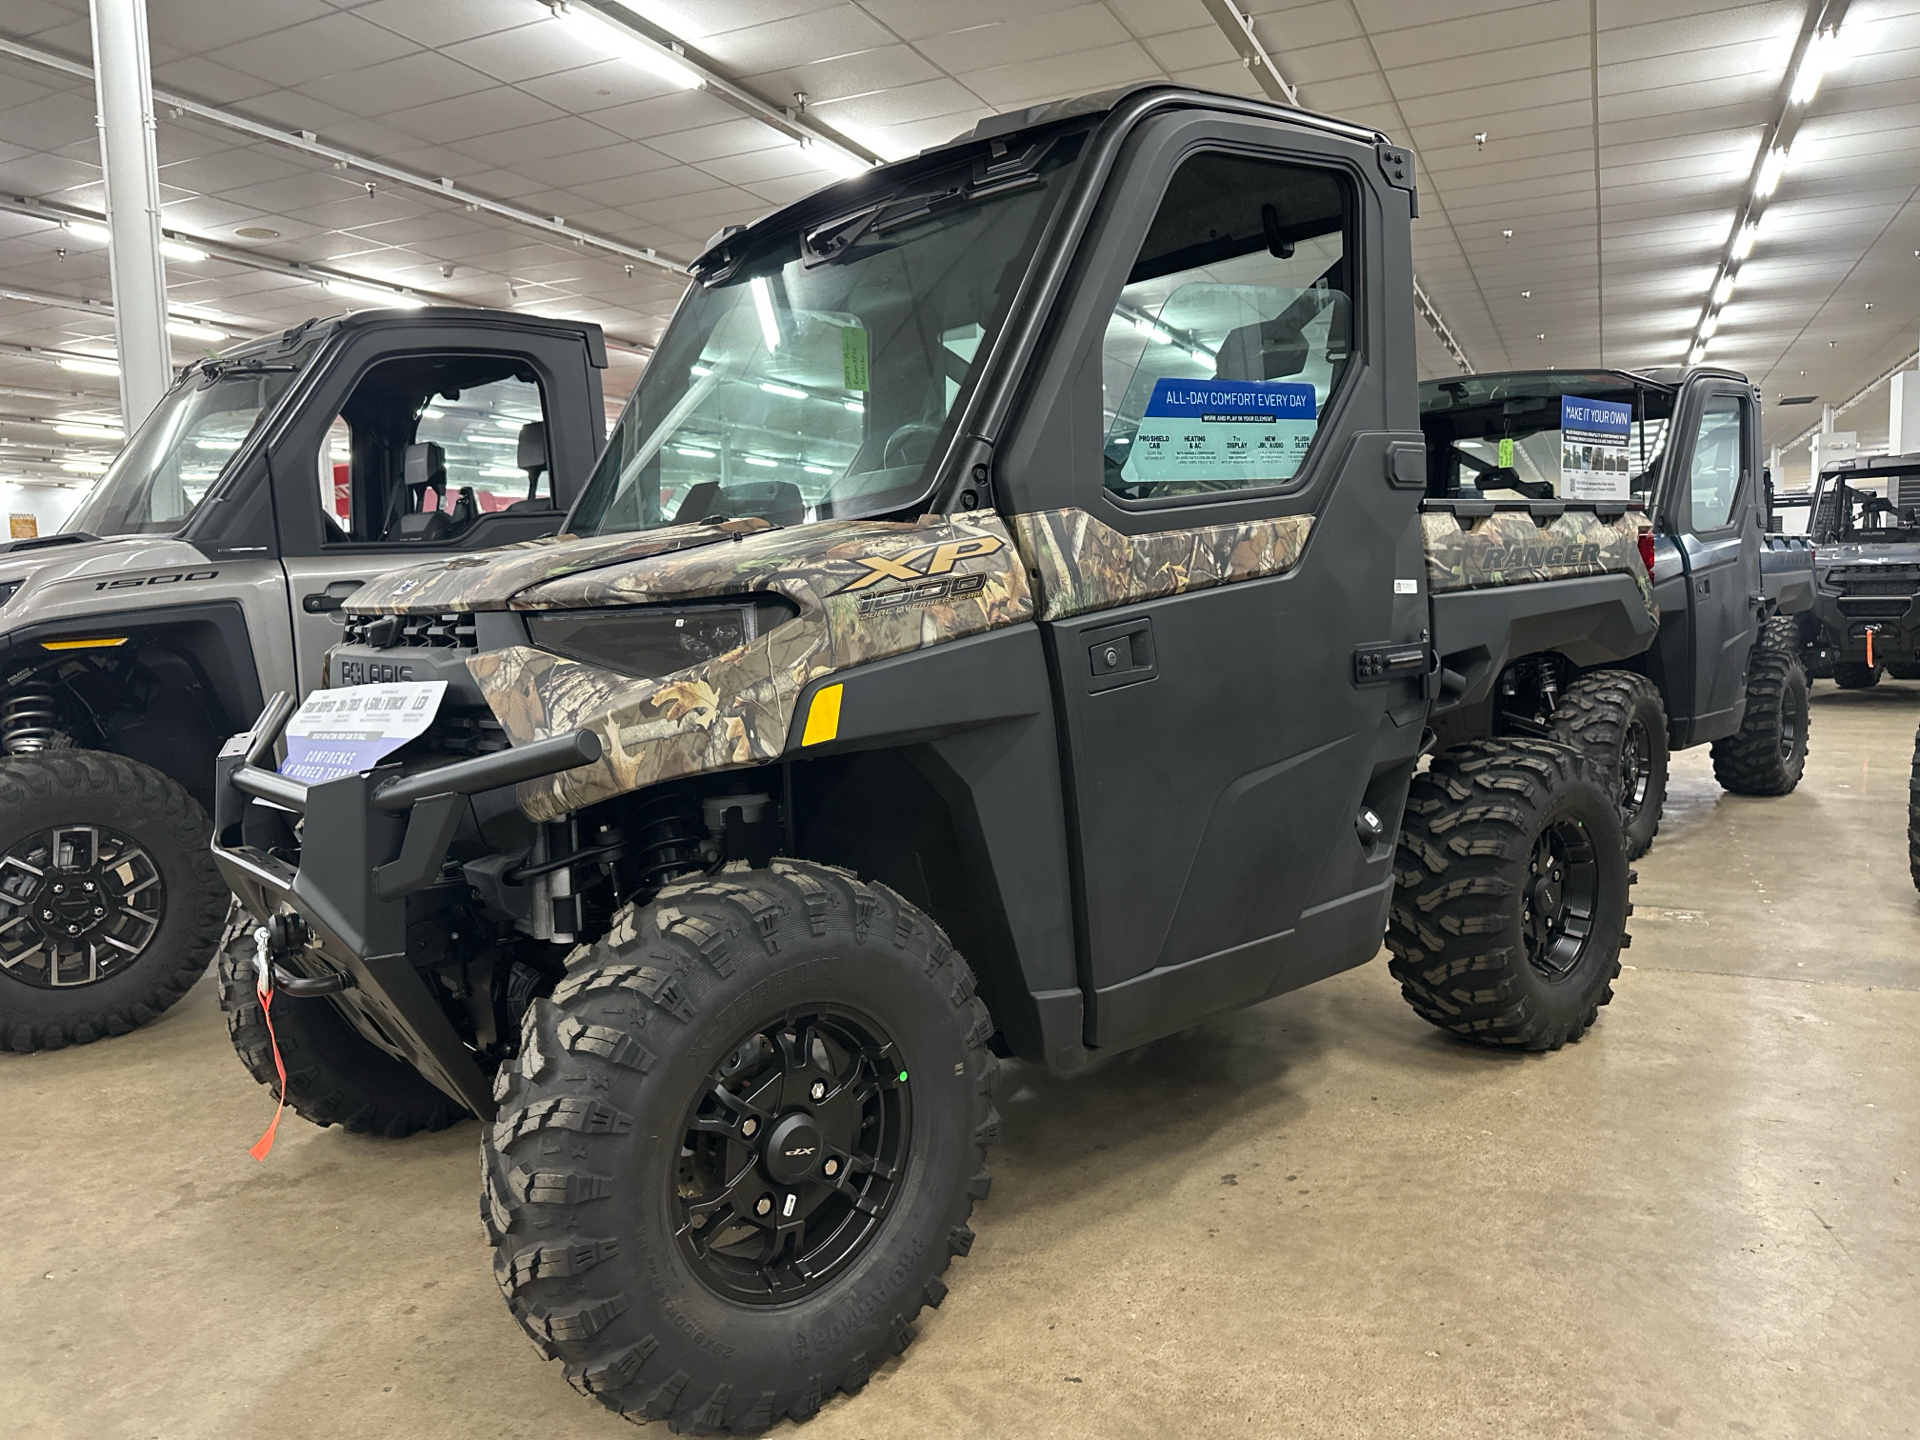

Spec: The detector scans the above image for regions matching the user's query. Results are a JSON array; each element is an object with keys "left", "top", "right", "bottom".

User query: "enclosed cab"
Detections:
[
  {"left": 214, "top": 86, "right": 1659, "bottom": 1434},
  {"left": 1419, "top": 366, "right": 1813, "bottom": 854},
  {"left": 0, "top": 308, "right": 605, "bottom": 1053}
]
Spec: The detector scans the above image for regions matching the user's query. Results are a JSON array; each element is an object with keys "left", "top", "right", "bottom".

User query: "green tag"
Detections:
[
  {"left": 1497, "top": 437, "right": 1514, "bottom": 467},
  {"left": 841, "top": 326, "right": 869, "bottom": 392}
]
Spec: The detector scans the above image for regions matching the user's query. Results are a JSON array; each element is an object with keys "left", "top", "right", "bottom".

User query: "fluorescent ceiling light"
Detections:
[
  {"left": 759, "top": 381, "right": 807, "bottom": 399},
  {"left": 803, "top": 464, "right": 833, "bottom": 476},
  {"left": 557, "top": 4, "right": 703, "bottom": 90},
  {"left": 690, "top": 363, "right": 712, "bottom": 377},
  {"left": 479, "top": 466, "right": 524, "bottom": 478},
  {"left": 58, "top": 356, "right": 119, "bottom": 377},
  {"left": 1131, "top": 316, "right": 1174, "bottom": 345},
  {"left": 1790, "top": 29, "right": 1836, "bottom": 105},
  {"left": 324, "top": 277, "right": 426, "bottom": 309},
  {"left": 1688, "top": 344, "right": 1707, "bottom": 366},
  {"left": 675, "top": 446, "right": 715, "bottom": 458},
  {"left": 63, "top": 218, "right": 204, "bottom": 263},
  {"left": 806, "top": 142, "right": 871, "bottom": 179},
  {"left": 167, "top": 317, "right": 224, "bottom": 342},
  {"left": 1712, "top": 274, "right": 1736, "bottom": 305},
  {"left": 463, "top": 434, "right": 518, "bottom": 446},
  {"left": 1188, "top": 349, "right": 1214, "bottom": 369},
  {"left": 751, "top": 277, "right": 781, "bottom": 353},
  {"left": 1754, "top": 146, "right": 1789, "bottom": 199},
  {"left": 194, "top": 437, "right": 240, "bottom": 450},
  {"left": 1731, "top": 222, "right": 1759, "bottom": 261},
  {"left": 1700, "top": 312, "right": 1720, "bottom": 339},
  {"left": 55, "top": 423, "right": 121, "bottom": 438},
  {"left": 842, "top": 400, "right": 864, "bottom": 413},
  {"left": 59, "top": 459, "right": 107, "bottom": 473},
  {"left": 742, "top": 455, "right": 778, "bottom": 468}
]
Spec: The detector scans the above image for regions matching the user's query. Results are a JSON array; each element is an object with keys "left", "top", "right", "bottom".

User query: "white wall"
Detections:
[{"left": 0, "top": 481, "right": 88, "bottom": 537}]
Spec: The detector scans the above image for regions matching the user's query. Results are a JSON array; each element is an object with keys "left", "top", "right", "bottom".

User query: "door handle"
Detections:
[
  {"left": 1086, "top": 616, "right": 1156, "bottom": 693},
  {"left": 1695, "top": 576, "right": 1711, "bottom": 596},
  {"left": 302, "top": 580, "right": 364, "bottom": 613}
]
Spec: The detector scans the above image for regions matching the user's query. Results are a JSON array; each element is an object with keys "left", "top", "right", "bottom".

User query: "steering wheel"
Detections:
[{"left": 881, "top": 422, "right": 942, "bottom": 470}]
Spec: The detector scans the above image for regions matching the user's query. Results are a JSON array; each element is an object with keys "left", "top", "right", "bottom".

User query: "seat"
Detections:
[{"left": 501, "top": 420, "right": 555, "bottom": 514}]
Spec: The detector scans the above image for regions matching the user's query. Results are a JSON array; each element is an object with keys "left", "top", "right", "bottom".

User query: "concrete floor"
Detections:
[{"left": 4, "top": 682, "right": 1917, "bottom": 1440}]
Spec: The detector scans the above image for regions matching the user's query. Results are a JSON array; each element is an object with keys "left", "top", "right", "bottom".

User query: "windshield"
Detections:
[
  {"left": 1813, "top": 469, "right": 1920, "bottom": 543},
  {"left": 64, "top": 350, "right": 312, "bottom": 536},
  {"left": 569, "top": 133, "right": 1084, "bottom": 538},
  {"left": 1419, "top": 372, "right": 1673, "bottom": 503}
]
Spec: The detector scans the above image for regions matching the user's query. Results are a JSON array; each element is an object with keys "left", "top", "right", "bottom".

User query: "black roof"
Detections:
[
  {"left": 1821, "top": 451, "right": 1920, "bottom": 478},
  {"left": 200, "top": 306, "right": 607, "bottom": 371}
]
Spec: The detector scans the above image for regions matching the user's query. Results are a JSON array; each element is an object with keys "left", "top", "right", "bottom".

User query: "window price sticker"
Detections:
[
  {"left": 279, "top": 681, "right": 447, "bottom": 782},
  {"left": 1122, "top": 377, "right": 1318, "bottom": 483}
]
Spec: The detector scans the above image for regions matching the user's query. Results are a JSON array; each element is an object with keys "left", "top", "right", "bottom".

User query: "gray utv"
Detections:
[{"left": 0, "top": 309, "right": 606, "bottom": 1051}]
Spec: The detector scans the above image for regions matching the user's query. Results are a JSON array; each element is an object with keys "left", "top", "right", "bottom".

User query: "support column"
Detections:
[{"left": 89, "top": 0, "right": 171, "bottom": 433}]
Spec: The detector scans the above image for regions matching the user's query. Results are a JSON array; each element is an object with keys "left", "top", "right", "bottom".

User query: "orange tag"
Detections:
[
  {"left": 249, "top": 988, "right": 288, "bottom": 1161},
  {"left": 1866, "top": 628, "right": 1875, "bottom": 668}
]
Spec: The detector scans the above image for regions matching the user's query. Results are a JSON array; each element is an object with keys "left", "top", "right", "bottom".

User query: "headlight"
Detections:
[{"left": 527, "top": 597, "right": 797, "bottom": 680}]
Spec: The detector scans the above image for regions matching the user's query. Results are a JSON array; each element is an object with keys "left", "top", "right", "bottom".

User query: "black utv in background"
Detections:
[
  {"left": 219, "top": 85, "right": 1681, "bottom": 1433},
  {"left": 0, "top": 309, "right": 606, "bottom": 1052},
  {"left": 1421, "top": 367, "right": 1815, "bottom": 856},
  {"left": 1787, "top": 452, "right": 1920, "bottom": 687}
]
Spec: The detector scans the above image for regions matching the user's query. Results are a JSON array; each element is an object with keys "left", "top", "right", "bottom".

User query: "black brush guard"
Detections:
[{"left": 210, "top": 692, "right": 602, "bottom": 1116}]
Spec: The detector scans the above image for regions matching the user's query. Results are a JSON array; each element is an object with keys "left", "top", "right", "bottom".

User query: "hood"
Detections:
[
  {"left": 344, "top": 518, "right": 778, "bottom": 615},
  {"left": 0, "top": 534, "right": 210, "bottom": 618}
]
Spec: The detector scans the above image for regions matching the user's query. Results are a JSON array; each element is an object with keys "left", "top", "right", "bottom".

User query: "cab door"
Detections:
[
  {"left": 998, "top": 115, "right": 1426, "bottom": 1053},
  {"left": 1656, "top": 380, "right": 1760, "bottom": 744},
  {"left": 267, "top": 322, "right": 603, "bottom": 693}
]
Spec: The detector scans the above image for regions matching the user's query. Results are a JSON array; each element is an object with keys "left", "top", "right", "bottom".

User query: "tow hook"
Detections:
[{"left": 253, "top": 912, "right": 350, "bottom": 997}]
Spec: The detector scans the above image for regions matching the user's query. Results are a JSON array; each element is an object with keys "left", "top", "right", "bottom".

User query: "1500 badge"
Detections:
[
  {"left": 832, "top": 535, "right": 1004, "bottom": 610},
  {"left": 93, "top": 569, "right": 218, "bottom": 590}
]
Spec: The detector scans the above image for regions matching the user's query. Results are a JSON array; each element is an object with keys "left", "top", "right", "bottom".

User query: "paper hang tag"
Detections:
[
  {"left": 278, "top": 681, "right": 447, "bottom": 783},
  {"left": 1497, "top": 436, "right": 1515, "bottom": 468}
]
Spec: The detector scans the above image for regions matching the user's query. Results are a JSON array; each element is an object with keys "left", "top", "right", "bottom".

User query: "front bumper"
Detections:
[{"left": 210, "top": 693, "right": 602, "bottom": 1117}]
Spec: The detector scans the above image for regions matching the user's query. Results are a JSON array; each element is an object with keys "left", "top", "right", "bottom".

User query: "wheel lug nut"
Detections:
[
  {"left": 93, "top": 907, "right": 104, "bottom": 916},
  {"left": 741, "top": 1118, "right": 758, "bottom": 1138},
  {"left": 823, "top": 1158, "right": 840, "bottom": 1178},
  {"left": 82, "top": 882, "right": 95, "bottom": 892},
  {"left": 66, "top": 924, "right": 78, "bottom": 934},
  {"left": 809, "top": 1081, "right": 827, "bottom": 1102},
  {"left": 51, "top": 884, "right": 64, "bottom": 895},
  {"left": 755, "top": 1194, "right": 773, "bottom": 1217}
]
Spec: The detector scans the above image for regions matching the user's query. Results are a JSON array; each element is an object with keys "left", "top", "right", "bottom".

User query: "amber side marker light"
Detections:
[{"left": 40, "top": 636, "right": 128, "bottom": 650}]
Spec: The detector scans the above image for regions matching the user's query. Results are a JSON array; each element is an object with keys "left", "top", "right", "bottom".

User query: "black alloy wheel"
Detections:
[
  {"left": 1521, "top": 818, "right": 1599, "bottom": 981},
  {"left": 675, "top": 1007, "right": 910, "bottom": 1305},
  {"left": 1617, "top": 717, "right": 1653, "bottom": 828},
  {"left": 0, "top": 824, "right": 164, "bottom": 988}
]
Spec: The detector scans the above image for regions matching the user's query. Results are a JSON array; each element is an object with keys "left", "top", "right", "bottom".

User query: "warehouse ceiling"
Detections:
[{"left": 1, "top": 0, "right": 1917, "bottom": 490}]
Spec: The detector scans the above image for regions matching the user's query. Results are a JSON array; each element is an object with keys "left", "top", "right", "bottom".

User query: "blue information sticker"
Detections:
[
  {"left": 1123, "top": 378, "right": 1319, "bottom": 483},
  {"left": 1560, "top": 395, "right": 1632, "bottom": 500}
]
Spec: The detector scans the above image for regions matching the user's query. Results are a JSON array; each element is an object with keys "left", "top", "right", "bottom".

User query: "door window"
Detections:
[
  {"left": 317, "top": 355, "right": 553, "bottom": 544},
  {"left": 1687, "top": 395, "right": 1744, "bottom": 530},
  {"left": 1102, "top": 152, "right": 1354, "bottom": 500}
]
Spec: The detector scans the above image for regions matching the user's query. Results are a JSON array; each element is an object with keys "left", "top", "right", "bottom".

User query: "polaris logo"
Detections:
[{"left": 336, "top": 658, "right": 414, "bottom": 685}]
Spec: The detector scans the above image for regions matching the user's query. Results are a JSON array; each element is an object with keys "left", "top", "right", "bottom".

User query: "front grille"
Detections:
[
  {"left": 1835, "top": 580, "right": 1919, "bottom": 596},
  {"left": 1837, "top": 597, "right": 1913, "bottom": 618},
  {"left": 342, "top": 610, "right": 476, "bottom": 649},
  {"left": 416, "top": 710, "right": 510, "bottom": 758}
]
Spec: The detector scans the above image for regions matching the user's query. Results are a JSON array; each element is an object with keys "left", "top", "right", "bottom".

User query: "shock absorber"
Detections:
[
  {"left": 1, "top": 680, "right": 64, "bottom": 753},
  {"left": 631, "top": 793, "right": 708, "bottom": 892}
]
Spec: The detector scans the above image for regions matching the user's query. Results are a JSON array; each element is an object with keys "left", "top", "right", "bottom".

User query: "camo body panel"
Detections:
[
  {"left": 346, "top": 517, "right": 777, "bottom": 614},
  {"left": 465, "top": 513, "right": 1031, "bottom": 820},
  {"left": 1421, "top": 509, "right": 1655, "bottom": 618},
  {"left": 1009, "top": 506, "right": 1314, "bottom": 621}
]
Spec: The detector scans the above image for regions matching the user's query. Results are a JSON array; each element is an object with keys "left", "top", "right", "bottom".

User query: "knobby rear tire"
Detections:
[
  {"left": 1711, "top": 644, "right": 1810, "bottom": 796},
  {"left": 1545, "top": 669, "right": 1669, "bottom": 859},
  {"left": 1387, "top": 739, "right": 1632, "bottom": 1051}
]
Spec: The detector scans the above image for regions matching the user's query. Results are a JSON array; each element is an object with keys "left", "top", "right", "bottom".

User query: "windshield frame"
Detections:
[
  {"left": 564, "top": 126, "right": 1092, "bottom": 541},
  {"left": 62, "top": 340, "right": 321, "bottom": 538},
  {"left": 1811, "top": 465, "right": 1920, "bottom": 545}
]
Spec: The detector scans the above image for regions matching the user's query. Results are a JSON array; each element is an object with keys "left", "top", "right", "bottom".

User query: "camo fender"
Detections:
[
  {"left": 1009, "top": 506, "right": 1313, "bottom": 621},
  {"left": 469, "top": 513, "right": 1031, "bottom": 820},
  {"left": 1421, "top": 509, "right": 1654, "bottom": 618}
]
